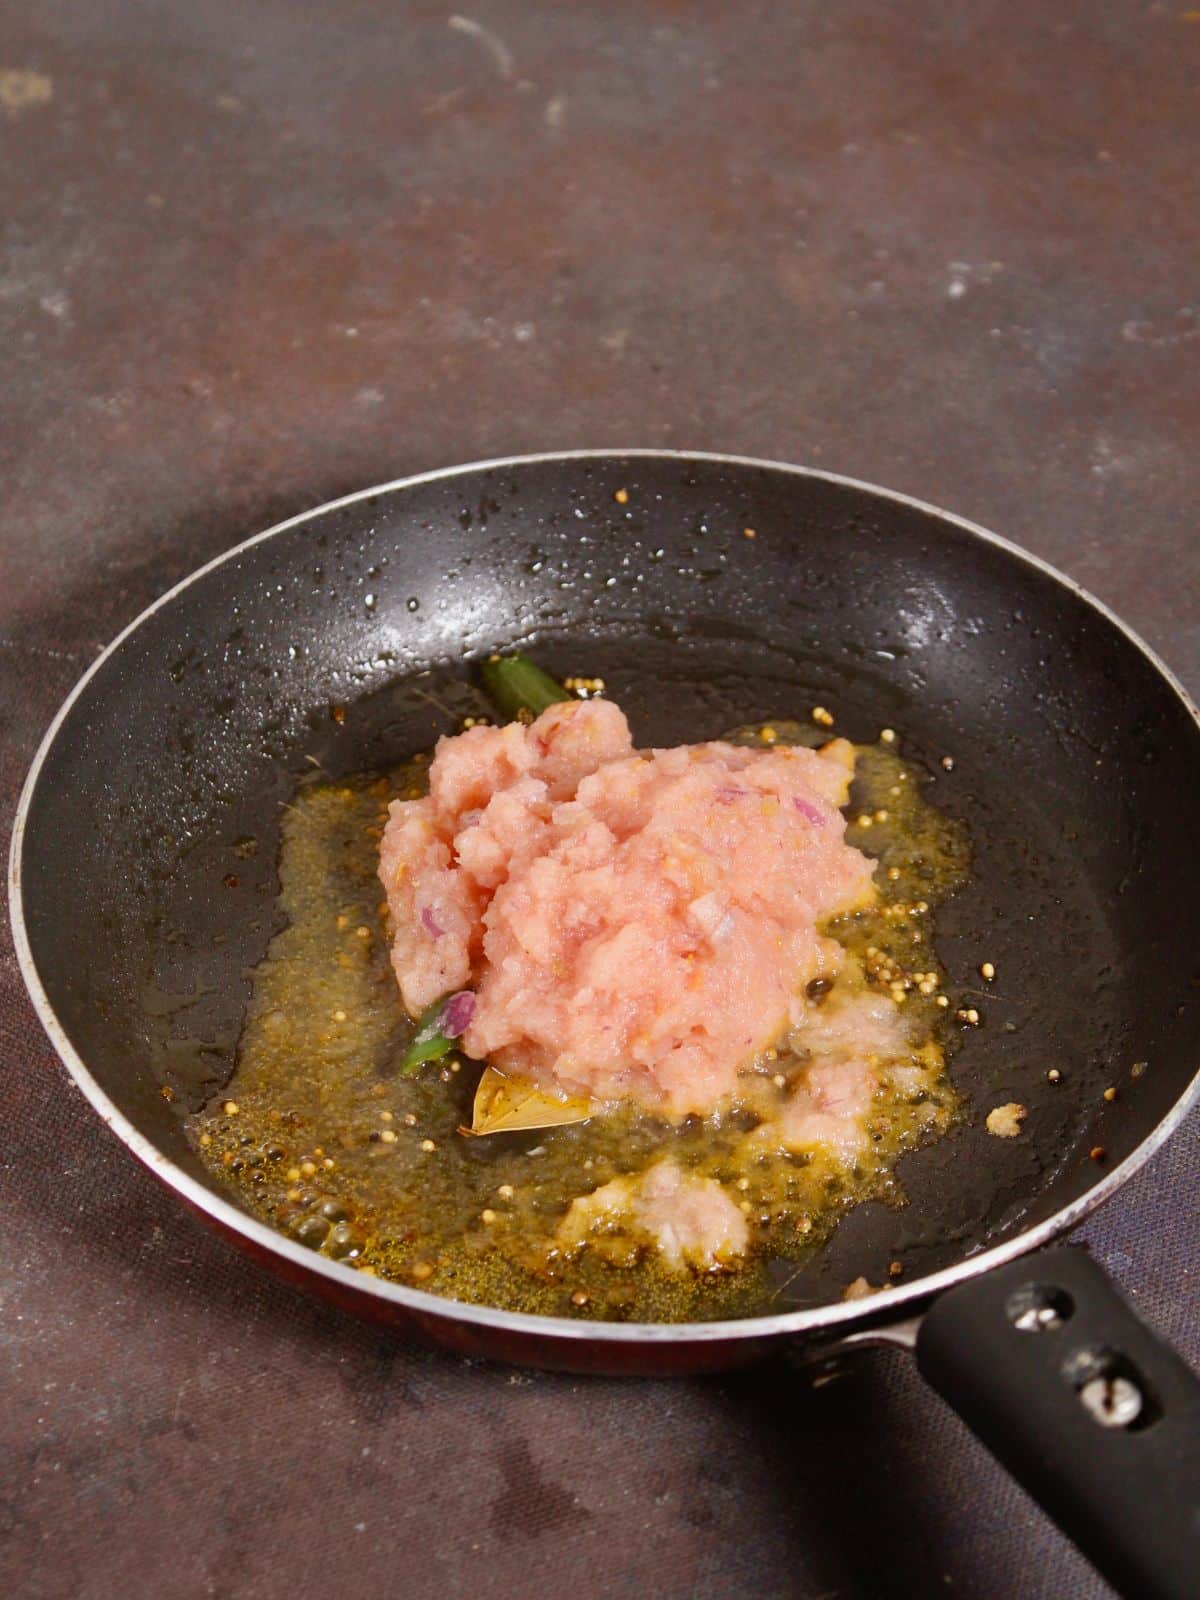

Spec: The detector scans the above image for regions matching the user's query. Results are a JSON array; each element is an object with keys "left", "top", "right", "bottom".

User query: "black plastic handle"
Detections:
[{"left": 915, "top": 1246, "right": 1200, "bottom": 1600}]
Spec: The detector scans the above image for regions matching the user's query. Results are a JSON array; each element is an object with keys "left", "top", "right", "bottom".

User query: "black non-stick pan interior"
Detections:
[{"left": 18, "top": 454, "right": 1200, "bottom": 1310}]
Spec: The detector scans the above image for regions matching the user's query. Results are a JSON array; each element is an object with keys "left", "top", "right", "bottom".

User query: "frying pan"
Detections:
[{"left": 10, "top": 451, "right": 1200, "bottom": 1599}]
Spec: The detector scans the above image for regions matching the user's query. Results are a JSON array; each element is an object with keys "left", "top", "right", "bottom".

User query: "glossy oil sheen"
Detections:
[{"left": 188, "top": 726, "right": 965, "bottom": 1321}]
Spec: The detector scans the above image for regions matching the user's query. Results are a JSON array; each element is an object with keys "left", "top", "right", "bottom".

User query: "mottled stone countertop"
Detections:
[{"left": 2, "top": 4, "right": 1196, "bottom": 1596}]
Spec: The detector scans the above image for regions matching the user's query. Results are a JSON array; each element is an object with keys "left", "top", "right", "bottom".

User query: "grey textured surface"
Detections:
[{"left": 1, "top": 2, "right": 1197, "bottom": 1597}]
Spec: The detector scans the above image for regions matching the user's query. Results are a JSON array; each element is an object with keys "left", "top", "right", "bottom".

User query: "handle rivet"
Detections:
[
  {"left": 1014, "top": 1303, "right": 1063, "bottom": 1332},
  {"left": 1079, "top": 1374, "right": 1143, "bottom": 1429},
  {"left": 1007, "top": 1284, "right": 1073, "bottom": 1332}
]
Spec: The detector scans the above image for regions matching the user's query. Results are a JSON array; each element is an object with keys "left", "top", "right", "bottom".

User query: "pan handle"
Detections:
[{"left": 913, "top": 1245, "right": 1200, "bottom": 1600}]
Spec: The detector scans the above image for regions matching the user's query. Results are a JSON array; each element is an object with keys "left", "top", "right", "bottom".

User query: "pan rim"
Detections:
[{"left": 10, "top": 447, "right": 1200, "bottom": 1348}]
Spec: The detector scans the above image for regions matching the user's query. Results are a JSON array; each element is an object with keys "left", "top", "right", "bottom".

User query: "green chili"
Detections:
[{"left": 480, "top": 653, "right": 573, "bottom": 721}]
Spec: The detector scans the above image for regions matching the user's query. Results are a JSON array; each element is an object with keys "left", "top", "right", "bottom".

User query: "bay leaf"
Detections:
[{"left": 470, "top": 1065, "right": 594, "bottom": 1135}]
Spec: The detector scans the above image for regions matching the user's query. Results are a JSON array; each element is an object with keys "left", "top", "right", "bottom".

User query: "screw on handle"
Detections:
[
  {"left": 915, "top": 1245, "right": 1200, "bottom": 1600},
  {"left": 1077, "top": 1372, "right": 1144, "bottom": 1429}
]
